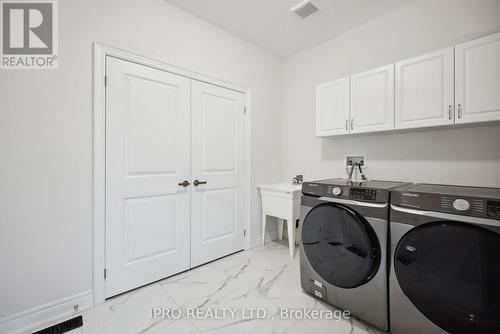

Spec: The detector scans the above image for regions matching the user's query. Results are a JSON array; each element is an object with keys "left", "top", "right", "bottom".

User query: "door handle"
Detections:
[
  {"left": 345, "top": 119, "right": 348, "bottom": 131},
  {"left": 193, "top": 180, "right": 207, "bottom": 186},
  {"left": 350, "top": 118, "right": 354, "bottom": 131},
  {"left": 178, "top": 180, "right": 190, "bottom": 187}
]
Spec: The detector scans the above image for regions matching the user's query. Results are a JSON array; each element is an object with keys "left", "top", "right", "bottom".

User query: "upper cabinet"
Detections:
[
  {"left": 315, "top": 32, "right": 500, "bottom": 137},
  {"left": 316, "top": 77, "right": 350, "bottom": 136},
  {"left": 455, "top": 32, "right": 500, "bottom": 124},
  {"left": 350, "top": 64, "right": 395, "bottom": 134},
  {"left": 395, "top": 47, "right": 454, "bottom": 130}
]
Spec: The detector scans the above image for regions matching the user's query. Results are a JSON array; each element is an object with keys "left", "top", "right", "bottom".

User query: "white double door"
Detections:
[{"left": 105, "top": 57, "right": 245, "bottom": 298}]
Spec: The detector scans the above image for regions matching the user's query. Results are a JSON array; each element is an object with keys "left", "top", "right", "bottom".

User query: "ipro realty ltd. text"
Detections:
[{"left": 150, "top": 307, "right": 351, "bottom": 321}]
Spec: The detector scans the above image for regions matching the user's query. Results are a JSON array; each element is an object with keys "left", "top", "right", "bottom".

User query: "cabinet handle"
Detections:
[
  {"left": 457, "top": 104, "right": 462, "bottom": 119},
  {"left": 193, "top": 180, "right": 207, "bottom": 186},
  {"left": 345, "top": 119, "right": 348, "bottom": 131},
  {"left": 448, "top": 105, "right": 453, "bottom": 120},
  {"left": 350, "top": 118, "right": 354, "bottom": 131}
]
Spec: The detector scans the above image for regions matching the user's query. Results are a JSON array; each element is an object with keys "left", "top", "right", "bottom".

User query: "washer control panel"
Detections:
[
  {"left": 331, "top": 187, "right": 342, "bottom": 196},
  {"left": 323, "top": 185, "right": 379, "bottom": 201},
  {"left": 487, "top": 201, "right": 500, "bottom": 219},
  {"left": 452, "top": 199, "right": 470, "bottom": 212},
  {"left": 350, "top": 188, "right": 377, "bottom": 201},
  {"left": 302, "top": 181, "right": 396, "bottom": 203}
]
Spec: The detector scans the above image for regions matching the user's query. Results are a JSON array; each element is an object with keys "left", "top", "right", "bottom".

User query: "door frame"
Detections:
[{"left": 92, "top": 42, "right": 252, "bottom": 306}]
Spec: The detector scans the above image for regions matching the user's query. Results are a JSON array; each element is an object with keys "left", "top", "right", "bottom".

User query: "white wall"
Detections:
[
  {"left": 0, "top": 0, "right": 282, "bottom": 322},
  {"left": 282, "top": 0, "right": 500, "bottom": 187}
]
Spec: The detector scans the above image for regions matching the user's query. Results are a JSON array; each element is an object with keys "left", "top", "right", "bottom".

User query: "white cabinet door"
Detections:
[
  {"left": 190, "top": 81, "right": 245, "bottom": 267},
  {"left": 316, "top": 77, "right": 350, "bottom": 136},
  {"left": 395, "top": 48, "right": 454, "bottom": 129},
  {"left": 350, "top": 64, "right": 395, "bottom": 133},
  {"left": 455, "top": 32, "right": 500, "bottom": 124},
  {"left": 105, "top": 57, "right": 191, "bottom": 297}
]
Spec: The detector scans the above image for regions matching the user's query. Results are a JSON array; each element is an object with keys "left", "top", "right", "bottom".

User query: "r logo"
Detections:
[
  {"left": 2, "top": 2, "right": 53, "bottom": 54},
  {"left": 1, "top": 0, "right": 57, "bottom": 69}
]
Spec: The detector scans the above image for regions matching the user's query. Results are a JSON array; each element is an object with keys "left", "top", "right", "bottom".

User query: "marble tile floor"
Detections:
[{"left": 57, "top": 241, "right": 384, "bottom": 334}]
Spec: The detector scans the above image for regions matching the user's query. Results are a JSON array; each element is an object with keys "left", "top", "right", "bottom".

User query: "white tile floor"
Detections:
[{"left": 62, "top": 241, "right": 384, "bottom": 334}]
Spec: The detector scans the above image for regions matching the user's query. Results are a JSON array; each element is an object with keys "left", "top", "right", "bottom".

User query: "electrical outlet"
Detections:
[{"left": 346, "top": 155, "right": 366, "bottom": 167}]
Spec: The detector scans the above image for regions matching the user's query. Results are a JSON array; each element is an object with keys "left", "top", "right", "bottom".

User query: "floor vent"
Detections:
[{"left": 33, "top": 316, "right": 83, "bottom": 334}]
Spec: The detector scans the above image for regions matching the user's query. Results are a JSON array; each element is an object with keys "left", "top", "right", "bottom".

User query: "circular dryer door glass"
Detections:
[
  {"left": 395, "top": 222, "right": 500, "bottom": 334},
  {"left": 301, "top": 203, "right": 381, "bottom": 288}
]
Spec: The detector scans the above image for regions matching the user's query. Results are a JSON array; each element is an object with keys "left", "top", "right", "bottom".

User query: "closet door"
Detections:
[
  {"left": 395, "top": 47, "right": 454, "bottom": 129},
  {"left": 190, "top": 81, "right": 245, "bottom": 267},
  {"left": 455, "top": 32, "right": 500, "bottom": 124},
  {"left": 105, "top": 57, "right": 190, "bottom": 297}
]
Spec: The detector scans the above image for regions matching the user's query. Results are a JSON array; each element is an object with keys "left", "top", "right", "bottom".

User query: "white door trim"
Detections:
[{"left": 92, "top": 42, "right": 252, "bottom": 306}]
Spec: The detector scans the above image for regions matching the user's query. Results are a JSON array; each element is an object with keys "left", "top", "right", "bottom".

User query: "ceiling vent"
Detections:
[{"left": 291, "top": 0, "right": 319, "bottom": 19}]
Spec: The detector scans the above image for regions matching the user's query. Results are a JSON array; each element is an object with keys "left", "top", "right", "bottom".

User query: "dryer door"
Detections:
[
  {"left": 301, "top": 203, "right": 381, "bottom": 288},
  {"left": 395, "top": 222, "right": 500, "bottom": 334}
]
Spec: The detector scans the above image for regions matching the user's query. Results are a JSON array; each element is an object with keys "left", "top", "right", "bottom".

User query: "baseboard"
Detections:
[
  {"left": 0, "top": 290, "right": 93, "bottom": 334},
  {"left": 249, "top": 230, "right": 279, "bottom": 249}
]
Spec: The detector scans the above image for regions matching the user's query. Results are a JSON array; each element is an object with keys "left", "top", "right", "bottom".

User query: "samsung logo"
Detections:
[{"left": 402, "top": 192, "right": 419, "bottom": 198}]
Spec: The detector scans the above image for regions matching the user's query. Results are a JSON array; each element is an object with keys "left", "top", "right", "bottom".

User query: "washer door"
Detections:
[
  {"left": 395, "top": 222, "right": 500, "bottom": 334},
  {"left": 301, "top": 203, "right": 381, "bottom": 288}
]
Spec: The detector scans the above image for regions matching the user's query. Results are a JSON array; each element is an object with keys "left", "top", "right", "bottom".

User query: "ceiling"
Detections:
[{"left": 164, "top": 0, "right": 415, "bottom": 58}]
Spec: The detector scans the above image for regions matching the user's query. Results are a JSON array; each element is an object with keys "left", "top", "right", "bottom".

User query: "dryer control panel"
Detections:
[
  {"left": 392, "top": 184, "right": 500, "bottom": 220},
  {"left": 440, "top": 197, "right": 483, "bottom": 215}
]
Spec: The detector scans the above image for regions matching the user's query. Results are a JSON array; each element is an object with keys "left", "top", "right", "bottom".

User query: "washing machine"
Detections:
[
  {"left": 299, "top": 178, "right": 411, "bottom": 331},
  {"left": 390, "top": 183, "right": 500, "bottom": 334}
]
